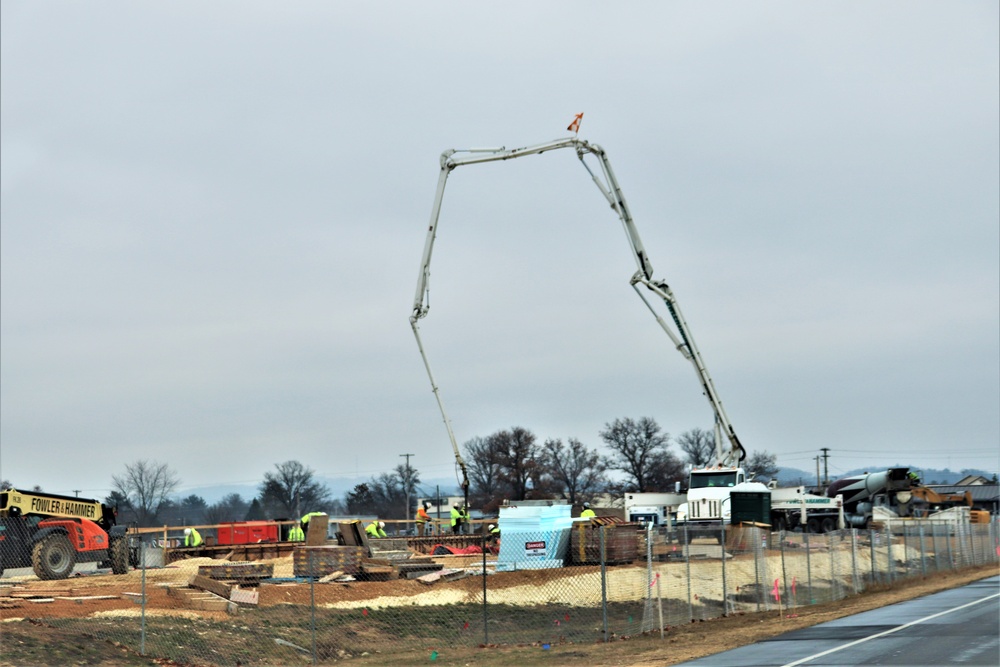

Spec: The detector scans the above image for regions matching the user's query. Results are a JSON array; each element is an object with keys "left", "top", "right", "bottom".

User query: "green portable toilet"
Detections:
[{"left": 729, "top": 483, "right": 771, "bottom": 525}]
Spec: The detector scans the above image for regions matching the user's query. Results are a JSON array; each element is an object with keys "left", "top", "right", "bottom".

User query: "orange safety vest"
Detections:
[{"left": 416, "top": 507, "right": 430, "bottom": 523}]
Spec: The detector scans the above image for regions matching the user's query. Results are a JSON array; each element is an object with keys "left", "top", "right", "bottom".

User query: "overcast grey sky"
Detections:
[{"left": 2, "top": 2, "right": 997, "bottom": 499}]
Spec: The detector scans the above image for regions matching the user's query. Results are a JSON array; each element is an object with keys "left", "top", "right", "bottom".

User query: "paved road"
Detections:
[{"left": 674, "top": 575, "right": 1000, "bottom": 666}]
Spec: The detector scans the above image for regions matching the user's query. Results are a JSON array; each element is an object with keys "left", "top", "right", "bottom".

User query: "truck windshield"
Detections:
[{"left": 689, "top": 472, "right": 738, "bottom": 488}]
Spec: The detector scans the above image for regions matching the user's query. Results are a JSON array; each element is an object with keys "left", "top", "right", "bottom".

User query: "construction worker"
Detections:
[
  {"left": 183, "top": 527, "right": 203, "bottom": 547},
  {"left": 450, "top": 503, "right": 463, "bottom": 535},
  {"left": 288, "top": 522, "right": 305, "bottom": 542},
  {"left": 415, "top": 502, "right": 431, "bottom": 537},
  {"left": 580, "top": 502, "right": 596, "bottom": 518},
  {"left": 487, "top": 523, "right": 500, "bottom": 536},
  {"left": 365, "top": 520, "right": 387, "bottom": 538},
  {"left": 301, "top": 511, "right": 327, "bottom": 525},
  {"left": 461, "top": 505, "right": 472, "bottom": 534}
]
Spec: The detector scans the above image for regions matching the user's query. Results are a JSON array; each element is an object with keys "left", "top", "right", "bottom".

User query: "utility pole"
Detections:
[
  {"left": 400, "top": 453, "right": 415, "bottom": 535},
  {"left": 71, "top": 489, "right": 81, "bottom": 497},
  {"left": 815, "top": 456, "right": 822, "bottom": 491},
  {"left": 820, "top": 448, "right": 831, "bottom": 491}
]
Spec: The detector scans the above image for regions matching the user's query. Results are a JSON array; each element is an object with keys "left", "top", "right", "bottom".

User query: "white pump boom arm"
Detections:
[{"left": 410, "top": 137, "right": 746, "bottom": 495}]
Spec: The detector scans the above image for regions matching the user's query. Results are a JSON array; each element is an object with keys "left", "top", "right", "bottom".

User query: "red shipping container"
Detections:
[{"left": 217, "top": 521, "right": 279, "bottom": 545}]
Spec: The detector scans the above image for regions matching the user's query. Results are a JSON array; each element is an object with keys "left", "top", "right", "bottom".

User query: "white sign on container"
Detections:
[{"left": 525, "top": 540, "right": 547, "bottom": 557}]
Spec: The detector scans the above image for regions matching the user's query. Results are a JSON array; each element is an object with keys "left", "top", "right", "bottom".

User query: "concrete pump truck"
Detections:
[
  {"left": 0, "top": 487, "right": 135, "bottom": 579},
  {"left": 408, "top": 131, "right": 750, "bottom": 513}
]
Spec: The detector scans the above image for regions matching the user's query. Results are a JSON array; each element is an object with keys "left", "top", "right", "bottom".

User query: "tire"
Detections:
[
  {"left": 820, "top": 517, "right": 836, "bottom": 534},
  {"left": 110, "top": 538, "right": 129, "bottom": 575},
  {"left": 806, "top": 517, "right": 821, "bottom": 534},
  {"left": 32, "top": 534, "right": 76, "bottom": 580}
]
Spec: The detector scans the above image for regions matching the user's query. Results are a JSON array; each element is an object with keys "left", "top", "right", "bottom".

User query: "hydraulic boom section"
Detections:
[{"left": 409, "top": 137, "right": 746, "bottom": 501}]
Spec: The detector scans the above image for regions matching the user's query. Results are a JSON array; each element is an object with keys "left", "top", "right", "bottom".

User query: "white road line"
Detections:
[{"left": 780, "top": 591, "right": 1000, "bottom": 667}]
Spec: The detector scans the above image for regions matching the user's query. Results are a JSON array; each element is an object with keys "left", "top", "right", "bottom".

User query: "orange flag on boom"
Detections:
[{"left": 567, "top": 112, "right": 583, "bottom": 133}]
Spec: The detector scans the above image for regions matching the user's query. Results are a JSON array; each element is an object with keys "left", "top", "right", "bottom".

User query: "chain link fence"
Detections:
[{"left": 2, "top": 518, "right": 997, "bottom": 664}]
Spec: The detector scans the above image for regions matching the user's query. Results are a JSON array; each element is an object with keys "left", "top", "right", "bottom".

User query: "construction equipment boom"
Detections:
[{"left": 409, "top": 137, "right": 747, "bottom": 507}]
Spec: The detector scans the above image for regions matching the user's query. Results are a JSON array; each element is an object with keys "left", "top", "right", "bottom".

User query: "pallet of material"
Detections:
[
  {"left": 416, "top": 568, "right": 468, "bottom": 584},
  {"left": 229, "top": 588, "right": 259, "bottom": 605},
  {"left": 359, "top": 563, "right": 394, "bottom": 581},
  {"left": 197, "top": 562, "right": 274, "bottom": 582},
  {"left": 165, "top": 586, "right": 232, "bottom": 612},
  {"left": 568, "top": 522, "right": 637, "bottom": 564},
  {"left": 54, "top": 595, "right": 119, "bottom": 602},
  {"left": 189, "top": 574, "right": 234, "bottom": 598},
  {"left": 9, "top": 589, "right": 75, "bottom": 598},
  {"left": 395, "top": 562, "right": 443, "bottom": 579},
  {"left": 293, "top": 545, "right": 366, "bottom": 577}
]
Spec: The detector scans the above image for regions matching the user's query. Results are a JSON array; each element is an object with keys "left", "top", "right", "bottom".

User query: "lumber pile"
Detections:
[
  {"left": 197, "top": 561, "right": 273, "bottom": 583},
  {"left": 293, "top": 545, "right": 367, "bottom": 577},
  {"left": 569, "top": 519, "right": 637, "bottom": 565},
  {"left": 416, "top": 568, "right": 468, "bottom": 585},
  {"left": 166, "top": 585, "right": 232, "bottom": 612}
]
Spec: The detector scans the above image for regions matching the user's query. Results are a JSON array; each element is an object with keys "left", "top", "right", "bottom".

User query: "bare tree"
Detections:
[
  {"left": 464, "top": 436, "right": 506, "bottom": 508},
  {"left": 540, "top": 437, "right": 608, "bottom": 504},
  {"left": 677, "top": 428, "right": 715, "bottom": 467},
  {"left": 745, "top": 450, "right": 780, "bottom": 481},
  {"left": 600, "top": 417, "right": 682, "bottom": 493},
  {"left": 204, "top": 493, "right": 250, "bottom": 525},
  {"left": 111, "top": 460, "right": 180, "bottom": 527},
  {"left": 491, "top": 427, "right": 539, "bottom": 501},
  {"left": 259, "top": 460, "right": 332, "bottom": 519}
]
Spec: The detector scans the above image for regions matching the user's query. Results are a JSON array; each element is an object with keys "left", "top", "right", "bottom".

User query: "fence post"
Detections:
[
  {"left": 931, "top": 521, "right": 941, "bottom": 572},
  {"left": 140, "top": 543, "right": 147, "bottom": 656},
  {"left": 779, "top": 529, "right": 789, "bottom": 608},
  {"left": 918, "top": 525, "right": 927, "bottom": 577},
  {"left": 804, "top": 530, "right": 813, "bottom": 604},
  {"left": 600, "top": 525, "right": 608, "bottom": 642},
  {"left": 828, "top": 531, "right": 838, "bottom": 601},
  {"left": 850, "top": 528, "right": 859, "bottom": 594},
  {"left": 310, "top": 550, "right": 317, "bottom": 665},
  {"left": 969, "top": 522, "right": 977, "bottom": 567},
  {"left": 482, "top": 533, "right": 488, "bottom": 645},
  {"left": 754, "top": 527, "right": 761, "bottom": 612},
  {"left": 684, "top": 524, "right": 693, "bottom": 623},
  {"left": 946, "top": 521, "right": 955, "bottom": 570},
  {"left": 720, "top": 523, "right": 728, "bottom": 616},
  {"left": 869, "top": 528, "right": 877, "bottom": 586},
  {"left": 886, "top": 525, "right": 894, "bottom": 584}
]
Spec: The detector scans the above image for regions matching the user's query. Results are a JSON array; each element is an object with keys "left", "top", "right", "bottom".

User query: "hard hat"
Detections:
[
  {"left": 488, "top": 524, "right": 495, "bottom": 530},
  {"left": 378, "top": 521, "right": 385, "bottom": 528},
  {"left": 184, "top": 528, "right": 192, "bottom": 535},
  {"left": 583, "top": 502, "right": 591, "bottom": 508}
]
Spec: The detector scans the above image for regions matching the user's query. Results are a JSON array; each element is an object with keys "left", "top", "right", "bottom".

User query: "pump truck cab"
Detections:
[{"left": 0, "top": 487, "right": 135, "bottom": 580}]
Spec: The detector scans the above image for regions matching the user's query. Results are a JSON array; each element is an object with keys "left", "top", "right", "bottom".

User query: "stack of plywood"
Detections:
[
  {"left": 197, "top": 561, "right": 274, "bottom": 584},
  {"left": 293, "top": 545, "right": 366, "bottom": 577},
  {"left": 165, "top": 585, "right": 232, "bottom": 612},
  {"left": 568, "top": 518, "right": 638, "bottom": 565}
]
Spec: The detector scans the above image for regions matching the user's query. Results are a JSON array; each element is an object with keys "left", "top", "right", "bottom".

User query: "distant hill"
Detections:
[{"left": 772, "top": 465, "right": 997, "bottom": 488}]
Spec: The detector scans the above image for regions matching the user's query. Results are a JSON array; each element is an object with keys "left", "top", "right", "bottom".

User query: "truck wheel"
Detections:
[
  {"left": 806, "top": 518, "right": 821, "bottom": 534},
  {"left": 110, "top": 538, "right": 129, "bottom": 575},
  {"left": 820, "top": 517, "right": 836, "bottom": 533},
  {"left": 32, "top": 534, "right": 76, "bottom": 580}
]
